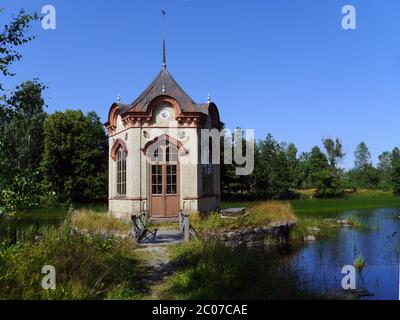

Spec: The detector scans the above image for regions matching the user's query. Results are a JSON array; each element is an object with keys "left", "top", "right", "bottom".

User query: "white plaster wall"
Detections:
[
  {"left": 109, "top": 199, "right": 141, "bottom": 221},
  {"left": 108, "top": 106, "right": 221, "bottom": 217},
  {"left": 116, "top": 115, "right": 124, "bottom": 131},
  {"left": 152, "top": 105, "right": 176, "bottom": 126},
  {"left": 180, "top": 127, "right": 199, "bottom": 199},
  {"left": 128, "top": 128, "right": 141, "bottom": 198},
  {"left": 183, "top": 200, "right": 198, "bottom": 213}
]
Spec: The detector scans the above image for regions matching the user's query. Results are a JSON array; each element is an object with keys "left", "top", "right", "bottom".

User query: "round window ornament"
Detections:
[
  {"left": 178, "top": 131, "right": 186, "bottom": 139},
  {"left": 160, "top": 109, "right": 170, "bottom": 119}
]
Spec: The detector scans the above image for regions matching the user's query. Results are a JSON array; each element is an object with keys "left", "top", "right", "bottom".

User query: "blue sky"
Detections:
[{"left": 2, "top": 0, "right": 400, "bottom": 169}]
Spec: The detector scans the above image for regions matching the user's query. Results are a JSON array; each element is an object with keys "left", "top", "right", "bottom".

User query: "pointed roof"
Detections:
[{"left": 119, "top": 68, "right": 208, "bottom": 116}]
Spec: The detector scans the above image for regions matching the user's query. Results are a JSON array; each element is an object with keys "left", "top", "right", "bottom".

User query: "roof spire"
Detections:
[
  {"left": 162, "top": 10, "right": 167, "bottom": 69},
  {"left": 162, "top": 38, "right": 166, "bottom": 69},
  {"left": 117, "top": 93, "right": 121, "bottom": 102},
  {"left": 207, "top": 93, "right": 211, "bottom": 103}
]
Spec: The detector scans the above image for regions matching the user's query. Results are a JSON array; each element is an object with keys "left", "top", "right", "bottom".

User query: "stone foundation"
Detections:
[
  {"left": 108, "top": 199, "right": 144, "bottom": 221},
  {"left": 205, "top": 221, "right": 296, "bottom": 247}
]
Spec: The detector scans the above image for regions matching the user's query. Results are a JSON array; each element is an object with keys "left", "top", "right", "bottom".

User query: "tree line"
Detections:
[
  {"left": 1, "top": 8, "right": 400, "bottom": 219},
  {"left": 0, "top": 80, "right": 108, "bottom": 212},
  {"left": 0, "top": 9, "right": 108, "bottom": 217},
  {"left": 222, "top": 133, "right": 400, "bottom": 200}
]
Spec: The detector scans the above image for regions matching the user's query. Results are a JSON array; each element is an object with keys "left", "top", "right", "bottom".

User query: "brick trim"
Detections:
[{"left": 110, "top": 138, "right": 128, "bottom": 161}]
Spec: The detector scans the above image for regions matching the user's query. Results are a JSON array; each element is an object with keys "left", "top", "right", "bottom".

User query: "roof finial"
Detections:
[
  {"left": 162, "top": 10, "right": 167, "bottom": 69},
  {"left": 117, "top": 93, "right": 121, "bottom": 102},
  {"left": 207, "top": 93, "right": 211, "bottom": 103}
]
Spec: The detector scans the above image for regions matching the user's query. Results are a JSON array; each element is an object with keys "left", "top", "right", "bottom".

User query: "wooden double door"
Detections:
[{"left": 149, "top": 160, "right": 179, "bottom": 218}]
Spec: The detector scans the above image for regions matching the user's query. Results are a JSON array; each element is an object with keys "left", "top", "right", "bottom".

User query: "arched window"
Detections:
[
  {"left": 166, "top": 143, "right": 178, "bottom": 163},
  {"left": 117, "top": 148, "right": 126, "bottom": 195},
  {"left": 165, "top": 144, "right": 178, "bottom": 195},
  {"left": 149, "top": 146, "right": 163, "bottom": 163}
]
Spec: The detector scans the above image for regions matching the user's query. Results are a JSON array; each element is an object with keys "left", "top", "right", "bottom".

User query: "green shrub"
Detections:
[
  {"left": 354, "top": 255, "right": 367, "bottom": 271},
  {"left": 0, "top": 219, "right": 146, "bottom": 299},
  {"left": 191, "top": 201, "right": 295, "bottom": 233},
  {"left": 158, "top": 240, "right": 316, "bottom": 300}
]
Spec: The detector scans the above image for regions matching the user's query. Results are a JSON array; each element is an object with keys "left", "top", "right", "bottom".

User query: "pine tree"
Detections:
[{"left": 391, "top": 148, "right": 400, "bottom": 195}]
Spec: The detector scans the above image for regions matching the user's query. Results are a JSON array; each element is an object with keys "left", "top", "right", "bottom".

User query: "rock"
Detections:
[
  {"left": 261, "top": 226, "right": 272, "bottom": 233},
  {"left": 327, "top": 288, "right": 373, "bottom": 300},
  {"left": 226, "top": 232, "right": 236, "bottom": 239},
  {"left": 219, "top": 234, "right": 227, "bottom": 241},
  {"left": 225, "top": 241, "right": 236, "bottom": 248},
  {"left": 212, "top": 221, "right": 297, "bottom": 247},
  {"left": 268, "top": 222, "right": 280, "bottom": 228},
  {"left": 350, "top": 288, "right": 374, "bottom": 297},
  {"left": 327, "top": 289, "right": 357, "bottom": 300},
  {"left": 245, "top": 241, "right": 256, "bottom": 247},
  {"left": 220, "top": 207, "right": 246, "bottom": 217},
  {"left": 304, "top": 235, "right": 316, "bottom": 241},
  {"left": 243, "top": 233, "right": 255, "bottom": 242},
  {"left": 254, "top": 231, "right": 265, "bottom": 241}
]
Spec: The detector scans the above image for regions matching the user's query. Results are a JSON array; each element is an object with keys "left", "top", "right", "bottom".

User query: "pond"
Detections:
[
  {"left": 291, "top": 207, "right": 400, "bottom": 300},
  {"left": 0, "top": 208, "right": 67, "bottom": 242},
  {"left": 2, "top": 205, "right": 399, "bottom": 300}
]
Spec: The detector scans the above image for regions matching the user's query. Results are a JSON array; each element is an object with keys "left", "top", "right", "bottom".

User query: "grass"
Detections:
[
  {"left": 2, "top": 192, "right": 389, "bottom": 300},
  {"left": 156, "top": 240, "right": 317, "bottom": 300},
  {"left": 354, "top": 255, "right": 367, "bottom": 271},
  {"left": 219, "top": 191, "right": 386, "bottom": 241},
  {"left": 346, "top": 217, "right": 363, "bottom": 228},
  {"left": 0, "top": 218, "right": 147, "bottom": 299},
  {"left": 0, "top": 205, "right": 71, "bottom": 243},
  {"left": 71, "top": 208, "right": 131, "bottom": 234},
  {"left": 191, "top": 201, "right": 296, "bottom": 233},
  {"left": 15, "top": 205, "right": 70, "bottom": 220},
  {"left": 292, "top": 190, "right": 400, "bottom": 215},
  {"left": 290, "top": 217, "right": 341, "bottom": 241}
]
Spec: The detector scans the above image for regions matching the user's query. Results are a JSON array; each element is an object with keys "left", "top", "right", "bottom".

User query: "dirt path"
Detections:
[{"left": 136, "top": 228, "right": 183, "bottom": 298}]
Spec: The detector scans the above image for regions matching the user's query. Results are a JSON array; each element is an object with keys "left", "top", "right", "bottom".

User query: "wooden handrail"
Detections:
[
  {"left": 179, "top": 210, "right": 197, "bottom": 241},
  {"left": 131, "top": 211, "right": 148, "bottom": 242}
]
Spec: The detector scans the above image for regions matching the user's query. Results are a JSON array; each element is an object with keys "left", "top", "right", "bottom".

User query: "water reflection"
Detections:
[{"left": 291, "top": 208, "right": 400, "bottom": 299}]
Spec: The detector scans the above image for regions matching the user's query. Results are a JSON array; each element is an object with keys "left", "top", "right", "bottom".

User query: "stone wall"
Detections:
[{"left": 205, "top": 221, "right": 296, "bottom": 247}]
